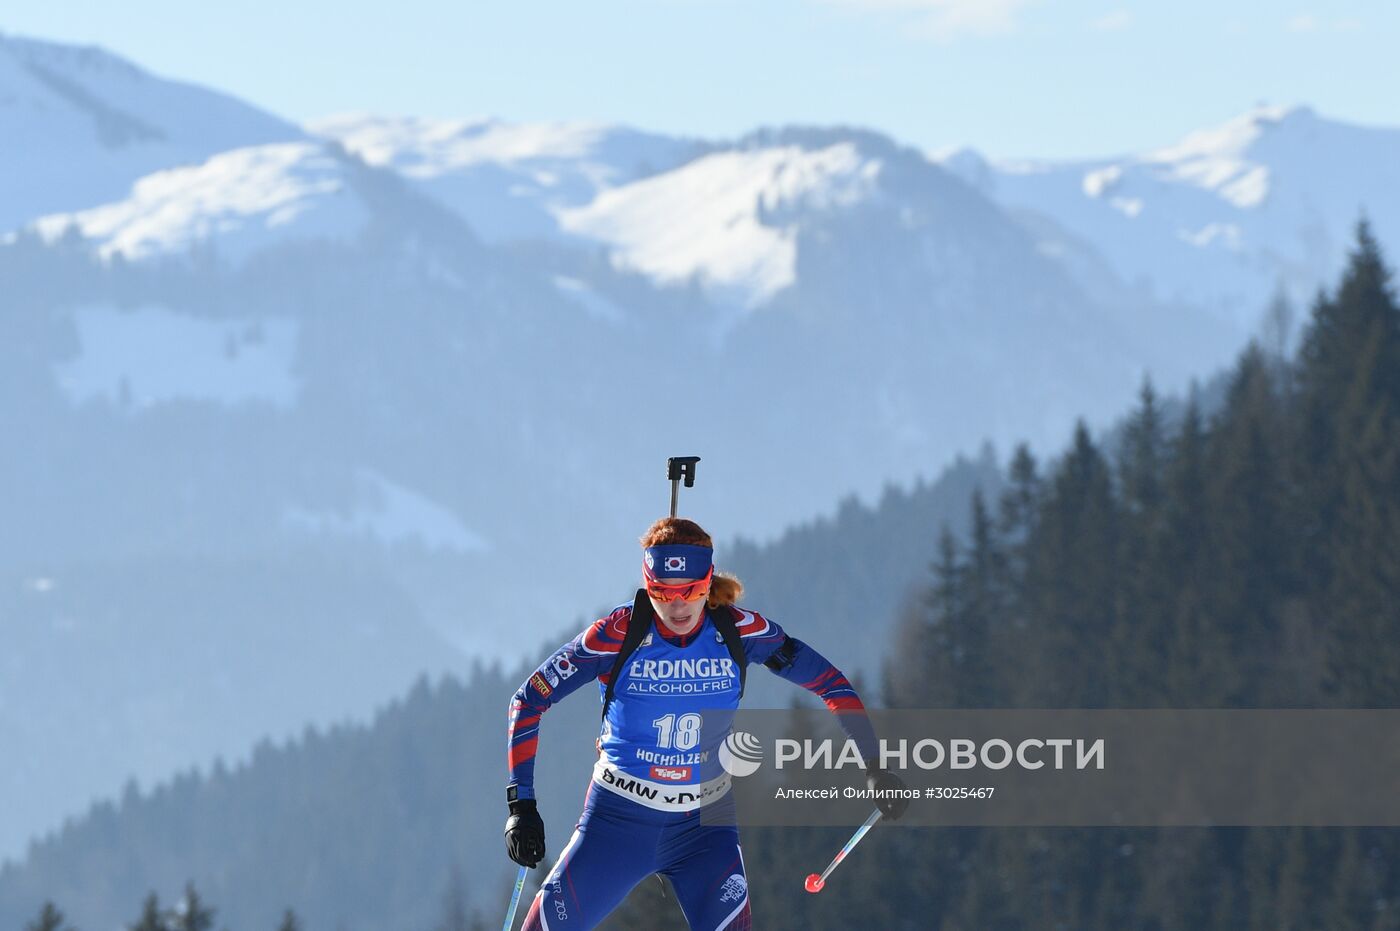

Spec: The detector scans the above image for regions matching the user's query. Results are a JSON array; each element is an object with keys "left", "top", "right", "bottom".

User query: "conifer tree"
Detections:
[
  {"left": 1119, "top": 379, "right": 1167, "bottom": 519},
  {"left": 884, "top": 526, "right": 964, "bottom": 707},
  {"left": 1159, "top": 394, "right": 1236, "bottom": 703},
  {"left": 1023, "top": 421, "right": 1119, "bottom": 706},
  {"left": 1115, "top": 378, "right": 1172, "bottom": 704},
  {"left": 129, "top": 893, "right": 166, "bottom": 931},
  {"left": 956, "top": 490, "right": 1000, "bottom": 706},
  {"left": 1294, "top": 221, "right": 1400, "bottom": 614},
  {"left": 994, "top": 444, "right": 1040, "bottom": 703},
  {"left": 926, "top": 526, "right": 964, "bottom": 707},
  {"left": 884, "top": 596, "right": 938, "bottom": 709},
  {"left": 170, "top": 883, "right": 215, "bottom": 931},
  {"left": 997, "top": 443, "right": 1041, "bottom": 581},
  {"left": 1306, "top": 225, "right": 1400, "bottom": 704},
  {"left": 1205, "top": 343, "right": 1291, "bottom": 701},
  {"left": 25, "top": 902, "right": 74, "bottom": 931}
]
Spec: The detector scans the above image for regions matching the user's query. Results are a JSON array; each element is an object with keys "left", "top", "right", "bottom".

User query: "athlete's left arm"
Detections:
[{"left": 737, "top": 610, "right": 878, "bottom": 760}]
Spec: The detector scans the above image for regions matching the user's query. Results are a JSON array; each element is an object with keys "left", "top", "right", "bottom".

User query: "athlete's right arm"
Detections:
[{"left": 505, "top": 605, "right": 629, "bottom": 799}]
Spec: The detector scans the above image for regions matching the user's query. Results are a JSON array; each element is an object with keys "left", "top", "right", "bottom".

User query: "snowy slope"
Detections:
[
  {"left": 558, "top": 142, "right": 882, "bottom": 309},
  {"left": 936, "top": 106, "right": 1400, "bottom": 324},
  {"left": 56, "top": 305, "right": 300, "bottom": 408},
  {"left": 31, "top": 142, "right": 372, "bottom": 263},
  {"left": 308, "top": 114, "right": 699, "bottom": 241},
  {"left": 0, "top": 33, "right": 301, "bottom": 232},
  {"left": 283, "top": 468, "right": 490, "bottom": 554}
]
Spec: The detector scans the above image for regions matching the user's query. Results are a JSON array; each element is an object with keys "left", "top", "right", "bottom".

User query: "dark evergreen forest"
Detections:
[
  {"left": 9, "top": 225, "right": 1397, "bottom": 930},
  {"left": 715, "top": 223, "right": 1400, "bottom": 931}
]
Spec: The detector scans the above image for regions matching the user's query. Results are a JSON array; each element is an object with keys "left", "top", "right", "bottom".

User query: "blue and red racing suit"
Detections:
[{"left": 507, "top": 602, "right": 877, "bottom": 930}]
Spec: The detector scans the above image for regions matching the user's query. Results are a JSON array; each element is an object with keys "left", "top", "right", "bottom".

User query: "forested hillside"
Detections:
[
  {"left": 732, "top": 223, "right": 1400, "bottom": 930},
  {"left": 0, "top": 451, "right": 997, "bottom": 931}
]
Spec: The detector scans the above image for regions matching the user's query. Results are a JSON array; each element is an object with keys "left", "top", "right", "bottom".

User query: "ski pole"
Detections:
[
  {"left": 502, "top": 864, "right": 528, "bottom": 931},
  {"left": 805, "top": 808, "right": 883, "bottom": 894},
  {"left": 666, "top": 456, "right": 700, "bottom": 517}
]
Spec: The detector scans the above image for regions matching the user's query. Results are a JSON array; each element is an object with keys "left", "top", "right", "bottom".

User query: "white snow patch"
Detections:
[
  {"left": 556, "top": 143, "right": 881, "bottom": 309},
  {"left": 310, "top": 114, "right": 618, "bottom": 179},
  {"left": 284, "top": 470, "right": 488, "bottom": 553},
  {"left": 1219, "top": 165, "right": 1270, "bottom": 208},
  {"left": 1179, "top": 223, "right": 1244, "bottom": 250},
  {"left": 1082, "top": 165, "right": 1122, "bottom": 198},
  {"left": 55, "top": 305, "right": 300, "bottom": 409},
  {"left": 1143, "top": 105, "right": 1294, "bottom": 165},
  {"left": 31, "top": 142, "right": 367, "bottom": 263},
  {"left": 1110, "top": 196, "right": 1144, "bottom": 218},
  {"left": 1138, "top": 107, "right": 1290, "bottom": 204}
]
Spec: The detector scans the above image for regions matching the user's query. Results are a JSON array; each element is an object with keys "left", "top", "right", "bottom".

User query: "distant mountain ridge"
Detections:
[
  {"left": 10, "top": 40, "right": 1394, "bottom": 334},
  {"left": 0, "top": 33, "right": 302, "bottom": 232},
  {"left": 33, "top": 142, "right": 372, "bottom": 263},
  {"left": 934, "top": 104, "right": 1400, "bottom": 325},
  {"left": 308, "top": 113, "right": 707, "bottom": 243}
]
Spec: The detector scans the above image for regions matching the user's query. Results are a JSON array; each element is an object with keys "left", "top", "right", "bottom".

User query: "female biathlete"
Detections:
[{"left": 504, "top": 517, "right": 906, "bottom": 929}]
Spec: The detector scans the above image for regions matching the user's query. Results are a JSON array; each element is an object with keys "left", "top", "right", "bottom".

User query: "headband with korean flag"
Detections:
[{"left": 643, "top": 544, "right": 713, "bottom": 581}]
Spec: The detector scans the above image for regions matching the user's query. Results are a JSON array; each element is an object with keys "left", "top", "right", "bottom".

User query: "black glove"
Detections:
[
  {"left": 866, "top": 766, "right": 909, "bottom": 821},
  {"left": 504, "top": 797, "right": 546, "bottom": 868}
]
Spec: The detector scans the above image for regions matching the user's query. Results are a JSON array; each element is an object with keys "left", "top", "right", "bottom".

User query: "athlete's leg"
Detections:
[
  {"left": 521, "top": 785, "right": 661, "bottom": 930},
  {"left": 659, "top": 816, "right": 751, "bottom": 931}
]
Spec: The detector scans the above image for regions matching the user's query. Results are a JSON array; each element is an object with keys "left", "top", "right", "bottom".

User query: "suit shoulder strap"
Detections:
[
  {"left": 602, "top": 590, "right": 654, "bottom": 720},
  {"left": 709, "top": 604, "right": 748, "bottom": 699}
]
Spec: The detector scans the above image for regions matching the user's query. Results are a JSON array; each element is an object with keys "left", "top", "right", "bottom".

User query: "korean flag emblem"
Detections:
[
  {"left": 551, "top": 655, "right": 578, "bottom": 681},
  {"left": 664, "top": 556, "right": 686, "bottom": 573}
]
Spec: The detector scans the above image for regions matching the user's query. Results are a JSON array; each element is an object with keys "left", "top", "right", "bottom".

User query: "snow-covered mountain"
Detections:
[
  {"left": 935, "top": 105, "right": 1400, "bottom": 326},
  {"left": 557, "top": 141, "right": 883, "bottom": 309},
  {"left": 0, "top": 34, "right": 302, "bottom": 233},
  {"left": 308, "top": 114, "right": 702, "bottom": 242},
  {"left": 31, "top": 142, "right": 371, "bottom": 263}
]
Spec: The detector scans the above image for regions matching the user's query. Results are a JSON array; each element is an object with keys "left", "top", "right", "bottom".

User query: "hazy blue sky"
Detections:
[{"left": 6, "top": 0, "right": 1395, "bottom": 158}]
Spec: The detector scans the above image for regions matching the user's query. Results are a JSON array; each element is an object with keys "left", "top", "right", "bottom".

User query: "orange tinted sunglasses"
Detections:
[{"left": 645, "top": 567, "right": 714, "bottom": 603}]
